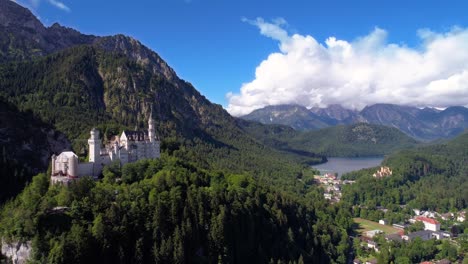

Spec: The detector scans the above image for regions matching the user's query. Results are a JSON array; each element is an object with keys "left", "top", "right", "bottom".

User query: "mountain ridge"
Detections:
[
  {"left": 242, "top": 103, "right": 468, "bottom": 140},
  {"left": 0, "top": 0, "right": 325, "bottom": 199}
]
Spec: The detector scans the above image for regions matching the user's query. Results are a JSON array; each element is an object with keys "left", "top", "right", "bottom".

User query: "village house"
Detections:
[
  {"left": 385, "top": 233, "right": 402, "bottom": 242},
  {"left": 416, "top": 216, "right": 441, "bottom": 231},
  {"left": 402, "top": 230, "right": 448, "bottom": 241},
  {"left": 457, "top": 211, "right": 466, "bottom": 222},
  {"left": 441, "top": 213, "right": 454, "bottom": 221},
  {"left": 366, "top": 240, "right": 379, "bottom": 252},
  {"left": 364, "top": 230, "right": 383, "bottom": 238},
  {"left": 379, "top": 219, "right": 389, "bottom": 225},
  {"left": 402, "top": 230, "right": 433, "bottom": 241}
]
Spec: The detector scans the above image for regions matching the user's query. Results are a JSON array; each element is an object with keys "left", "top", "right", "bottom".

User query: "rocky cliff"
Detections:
[{"left": 1, "top": 240, "right": 31, "bottom": 264}]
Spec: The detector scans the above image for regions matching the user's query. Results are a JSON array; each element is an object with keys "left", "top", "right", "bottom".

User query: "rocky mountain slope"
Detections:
[
  {"left": 0, "top": 0, "right": 322, "bottom": 198},
  {"left": 243, "top": 103, "right": 468, "bottom": 140},
  {"left": 241, "top": 104, "right": 330, "bottom": 130},
  {"left": 0, "top": 98, "right": 70, "bottom": 202}
]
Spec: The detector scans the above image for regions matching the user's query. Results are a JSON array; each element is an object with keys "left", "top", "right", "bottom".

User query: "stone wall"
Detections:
[{"left": 1, "top": 240, "right": 31, "bottom": 264}]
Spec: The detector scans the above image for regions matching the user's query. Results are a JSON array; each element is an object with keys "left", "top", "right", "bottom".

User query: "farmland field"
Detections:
[{"left": 353, "top": 218, "right": 401, "bottom": 235}]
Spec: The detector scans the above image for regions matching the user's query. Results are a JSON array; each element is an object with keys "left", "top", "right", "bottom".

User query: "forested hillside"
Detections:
[
  {"left": 342, "top": 131, "right": 468, "bottom": 216},
  {"left": 0, "top": 155, "right": 352, "bottom": 263},
  {"left": 0, "top": 98, "right": 70, "bottom": 202},
  {"left": 241, "top": 121, "right": 418, "bottom": 158},
  {"left": 0, "top": 0, "right": 329, "bottom": 198},
  {"left": 0, "top": 2, "right": 391, "bottom": 263}
]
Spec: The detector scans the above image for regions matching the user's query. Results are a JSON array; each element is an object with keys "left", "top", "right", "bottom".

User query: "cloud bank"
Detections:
[{"left": 227, "top": 18, "right": 468, "bottom": 116}]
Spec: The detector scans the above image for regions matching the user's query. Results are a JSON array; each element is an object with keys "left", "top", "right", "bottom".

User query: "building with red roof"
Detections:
[{"left": 416, "top": 216, "right": 440, "bottom": 231}]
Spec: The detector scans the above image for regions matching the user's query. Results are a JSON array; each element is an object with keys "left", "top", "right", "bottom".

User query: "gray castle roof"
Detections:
[{"left": 123, "top": 130, "right": 148, "bottom": 141}]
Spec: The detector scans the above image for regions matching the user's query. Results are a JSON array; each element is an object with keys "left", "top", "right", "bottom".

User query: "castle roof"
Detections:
[
  {"left": 122, "top": 130, "right": 148, "bottom": 141},
  {"left": 57, "top": 151, "right": 78, "bottom": 159}
]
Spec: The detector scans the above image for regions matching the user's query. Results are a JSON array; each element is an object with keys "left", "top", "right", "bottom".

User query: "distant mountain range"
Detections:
[{"left": 242, "top": 104, "right": 468, "bottom": 141}]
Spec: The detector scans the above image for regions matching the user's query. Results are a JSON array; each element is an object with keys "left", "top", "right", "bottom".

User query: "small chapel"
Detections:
[{"left": 51, "top": 117, "right": 160, "bottom": 184}]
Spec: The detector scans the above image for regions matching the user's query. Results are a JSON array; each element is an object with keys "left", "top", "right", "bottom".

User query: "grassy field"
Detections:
[{"left": 353, "top": 218, "right": 400, "bottom": 235}]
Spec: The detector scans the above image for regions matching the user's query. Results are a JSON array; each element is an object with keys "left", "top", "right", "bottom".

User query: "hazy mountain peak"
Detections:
[
  {"left": 0, "top": 0, "right": 44, "bottom": 30},
  {"left": 245, "top": 103, "right": 468, "bottom": 140},
  {"left": 310, "top": 104, "right": 359, "bottom": 122}
]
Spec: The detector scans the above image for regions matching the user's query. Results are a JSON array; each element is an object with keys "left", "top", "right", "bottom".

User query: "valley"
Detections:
[{"left": 0, "top": 0, "right": 467, "bottom": 263}]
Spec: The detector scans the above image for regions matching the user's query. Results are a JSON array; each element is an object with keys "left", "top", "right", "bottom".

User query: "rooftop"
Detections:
[{"left": 416, "top": 216, "right": 440, "bottom": 225}]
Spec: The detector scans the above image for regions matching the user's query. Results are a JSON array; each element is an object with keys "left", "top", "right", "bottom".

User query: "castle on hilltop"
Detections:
[
  {"left": 51, "top": 117, "right": 160, "bottom": 184},
  {"left": 373, "top": 166, "right": 392, "bottom": 178}
]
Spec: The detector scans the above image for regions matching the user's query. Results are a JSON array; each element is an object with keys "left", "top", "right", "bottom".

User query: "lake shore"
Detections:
[{"left": 312, "top": 157, "right": 384, "bottom": 178}]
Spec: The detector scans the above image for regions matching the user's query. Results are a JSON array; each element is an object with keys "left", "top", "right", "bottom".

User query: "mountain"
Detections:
[
  {"left": 243, "top": 103, "right": 468, "bottom": 141},
  {"left": 0, "top": 98, "right": 70, "bottom": 202},
  {"left": 359, "top": 104, "right": 431, "bottom": 138},
  {"left": 0, "top": 0, "right": 325, "bottom": 197},
  {"left": 0, "top": 2, "right": 353, "bottom": 262},
  {"left": 242, "top": 104, "right": 330, "bottom": 130},
  {"left": 241, "top": 122, "right": 418, "bottom": 157},
  {"left": 0, "top": 0, "right": 95, "bottom": 62},
  {"left": 309, "top": 104, "right": 362, "bottom": 125},
  {"left": 361, "top": 104, "right": 468, "bottom": 140}
]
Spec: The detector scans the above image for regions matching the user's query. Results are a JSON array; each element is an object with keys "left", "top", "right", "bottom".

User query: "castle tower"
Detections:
[
  {"left": 51, "top": 154, "right": 56, "bottom": 175},
  {"left": 148, "top": 114, "right": 155, "bottom": 143},
  {"left": 68, "top": 154, "right": 78, "bottom": 177},
  {"left": 88, "top": 128, "right": 101, "bottom": 163}
]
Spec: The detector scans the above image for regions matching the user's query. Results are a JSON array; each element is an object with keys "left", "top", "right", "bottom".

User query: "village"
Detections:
[
  {"left": 314, "top": 167, "right": 467, "bottom": 264},
  {"left": 314, "top": 172, "right": 354, "bottom": 203},
  {"left": 314, "top": 166, "right": 393, "bottom": 203},
  {"left": 352, "top": 209, "right": 466, "bottom": 264}
]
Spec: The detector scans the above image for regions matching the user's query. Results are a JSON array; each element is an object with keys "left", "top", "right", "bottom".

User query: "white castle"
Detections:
[{"left": 51, "top": 117, "right": 160, "bottom": 184}]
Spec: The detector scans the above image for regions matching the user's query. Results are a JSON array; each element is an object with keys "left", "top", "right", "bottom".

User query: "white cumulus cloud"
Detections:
[
  {"left": 47, "top": 0, "right": 70, "bottom": 12},
  {"left": 227, "top": 18, "right": 468, "bottom": 116},
  {"left": 13, "top": 0, "right": 70, "bottom": 12}
]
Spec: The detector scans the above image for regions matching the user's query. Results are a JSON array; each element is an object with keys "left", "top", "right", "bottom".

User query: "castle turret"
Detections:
[
  {"left": 88, "top": 128, "right": 101, "bottom": 163},
  {"left": 68, "top": 154, "right": 78, "bottom": 177},
  {"left": 51, "top": 154, "right": 56, "bottom": 175},
  {"left": 148, "top": 115, "right": 155, "bottom": 142}
]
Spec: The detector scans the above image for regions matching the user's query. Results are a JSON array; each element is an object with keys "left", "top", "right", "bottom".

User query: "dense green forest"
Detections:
[
  {"left": 341, "top": 131, "right": 468, "bottom": 217},
  {"left": 0, "top": 155, "right": 352, "bottom": 263},
  {"left": 240, "top": 121, "right": 419, "bottom": 157}
]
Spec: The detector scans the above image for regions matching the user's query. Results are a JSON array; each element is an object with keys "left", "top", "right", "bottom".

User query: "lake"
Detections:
[{"left": 312, "top": 157, "right": 384, "bottom": 178}]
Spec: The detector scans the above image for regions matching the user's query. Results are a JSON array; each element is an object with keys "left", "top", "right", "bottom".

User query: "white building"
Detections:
[
  {"left": 379, "top": 219, "right": 389, "bottom": 225},
  {"left": 457, "top": 211, "right": 466, "bottom": 222},
  {"left": 51, "top": 118, "right": 160, "bottom": 184},
  {"left": 415, "top": 216, "right": 440, "bottom": 232}
]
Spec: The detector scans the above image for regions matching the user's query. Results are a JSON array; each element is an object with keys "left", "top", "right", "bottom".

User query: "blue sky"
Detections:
[{"left": 15, "top": 0, "right": 468, "bottom": 114}]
